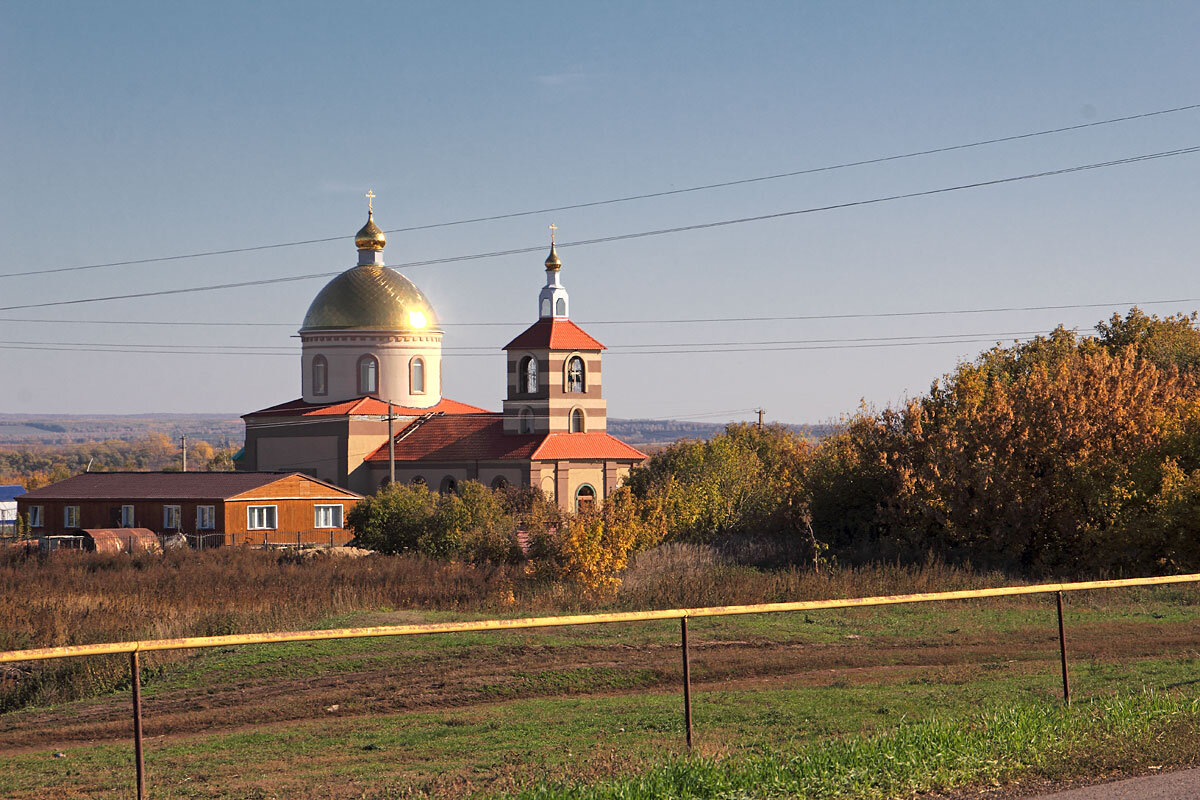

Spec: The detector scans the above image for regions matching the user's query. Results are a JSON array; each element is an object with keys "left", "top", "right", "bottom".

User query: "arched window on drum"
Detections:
[
  {"left": 410, "top": 356, "right": 425, "bottom": 394},
  {"left": 312, "top": 355, "right": 328, "bottom": 397},
  {"left": 357, "top": 354, "right": 379, "bottom": 395}
]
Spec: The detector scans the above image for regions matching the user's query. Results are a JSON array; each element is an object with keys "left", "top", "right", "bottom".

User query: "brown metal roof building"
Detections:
[{"left": 17, "top": 472, "right": 363, "bottom": 548}]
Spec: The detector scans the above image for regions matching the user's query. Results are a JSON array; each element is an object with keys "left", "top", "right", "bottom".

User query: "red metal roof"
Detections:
[
  {"left": 18, "top": 472, "right": 357, "bottom": 501},
  {"left": 245, "top": 396, "right": 488, "bottom": 418},
  {"left": 531, "top": 433, "right": 647, "bottom": 461},
  {"left": 365, "top": 414, "right": 542, "bottom": 462},
  {"left": 504, "top": 319, "right": 606, "bottom": 351},
  {"left": 366, "top": 414, "right": 647, "bottom": 464}
]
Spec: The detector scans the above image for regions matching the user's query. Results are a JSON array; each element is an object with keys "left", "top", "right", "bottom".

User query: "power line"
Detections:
[
  {"left": 2, "top": 143, "right": 1198, "bottom": 314},
  {"left": 0, "top": 328, "right": 1076, "bottom": 354},
  {"left": 0, "top": 333, "right": 1055, "bottom": 359},
  {"left": 0, "top": 339, "right": 294, "bottom": 351},
  {"left": 0, "top": 317, "right": 298, "bottom": 327},
  {"left": 4, "top": 101, "right": 1197, "bottom": 280},
  {"left": 0, "top": 298, "right": 1197, "bottom": 330}
]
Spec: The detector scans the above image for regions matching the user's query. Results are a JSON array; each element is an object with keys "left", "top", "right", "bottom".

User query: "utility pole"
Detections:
[
  {"left": 181, "top": 435, "right": 187, "bottom": 472},
  {"left": 387, "top": 402, "right": 395, "bottom": 486},
  {"left": 756, "top": 408, "right": 765, "bottom": 431}
]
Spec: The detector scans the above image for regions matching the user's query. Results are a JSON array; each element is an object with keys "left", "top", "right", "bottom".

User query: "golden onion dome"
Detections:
[
  {"left": 354, "top": 212, "right": 387, "bottom": 251},
  {"left": 544, "top": 241, "right": 562, "bottom": 271},
  {"left": 301, "top": 265, "right": 438, "bottom": 332}
]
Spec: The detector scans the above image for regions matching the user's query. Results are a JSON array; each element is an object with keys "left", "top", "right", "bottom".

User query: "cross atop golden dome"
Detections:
[
  {"left": 355, "top": 190, "right": 387, "bottom": 251},
  {"left": 545, "top": 223, "right": 562, "bottom": 270}
]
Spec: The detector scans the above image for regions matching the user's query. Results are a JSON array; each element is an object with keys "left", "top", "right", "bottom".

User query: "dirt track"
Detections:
[
  {"left": 4, "top": 618, "right": 1198, "bottom": 752},
  {"left": 1021, "top": 768, "right": 1200, "bottom": 799}
]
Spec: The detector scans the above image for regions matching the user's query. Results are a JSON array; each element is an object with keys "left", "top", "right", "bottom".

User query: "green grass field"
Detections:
[{"left": 4, "top": 588, "right": 1200, "bottom": 799}]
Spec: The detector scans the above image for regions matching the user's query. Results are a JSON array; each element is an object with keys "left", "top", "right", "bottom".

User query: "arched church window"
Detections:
[
  {"left": 541, "top": 299, "right": 552, "bottom": 317},
  {"left": 570, "top": 407, "right": 585, "bottom": 433},
  {"left": 566, "top": 356, "right": 585, "bottom": 393},
  {"left": 519, "top": 406, "right": 534, "bottom": 434},
  {"left": 519, "top": 356, "right": 538, "bottom": 394},
  {"left": 357, "top": 355, "right": 379, "bottom": 395},
  {"left": 491, "top": 476, "right": 509, "bottom": 490},
  {"left": 439, "top": 475, "right": 457, "bottom": 494},
  {"left": 575, "top": 484, "right": 596, "bottom": 512},
  {"left": 555, "top": 298, "right": 567, "bottom": 316},
  {"left": 410, "top": 356, "right": 425, "bottom": 394},
  {"left": 411, "top": 475, "right": 426, "bottom": 486},
  {"left": 312, "top": 355, "right": 328, "bottom": 397}
]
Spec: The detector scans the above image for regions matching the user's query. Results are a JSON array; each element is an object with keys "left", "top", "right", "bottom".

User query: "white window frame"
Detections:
[
  {"left": 197, "top": 505, "right": 216, "bottom": 530},
  {"left": 163, "top": 505, "right": 181, "bottom": 530},
  {"left": 358, "top": 355, "right": 379, "bottom": 395},
  {"left": 28, "top": 506, "right": 43, "bottom": 528},
  {"left": 247, "top": 505, "right": 278, "bottom": 531},
  {"left": 120, "top": 505, "right": 135, "bottom": 528},
  {"left": 410, "top": 356, "right": 425, "bottom": 394},
  {"left": 314, "top": 504, "right": 343, "bottom": 529},
  {"left": 64, "top": 506, "right": 80, "bottom": 528}
]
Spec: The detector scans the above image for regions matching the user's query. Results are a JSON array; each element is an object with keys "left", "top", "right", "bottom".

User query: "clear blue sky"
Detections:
[{"left": 2, "top": 1, "right": 1198, "bottom": 424}]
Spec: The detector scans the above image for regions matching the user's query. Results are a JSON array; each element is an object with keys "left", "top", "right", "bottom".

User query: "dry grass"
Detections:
[
  {"left": 616, "top": 541, "right": 1011, "bottom": 609},
  {"left": 0, "top": 543, "right": 1012, "bottom": 712}
]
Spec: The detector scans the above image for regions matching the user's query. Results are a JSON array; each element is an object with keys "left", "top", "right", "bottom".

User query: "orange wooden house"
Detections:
[{"left": 16, "top": 472, "right": 362, "bottom": 548}]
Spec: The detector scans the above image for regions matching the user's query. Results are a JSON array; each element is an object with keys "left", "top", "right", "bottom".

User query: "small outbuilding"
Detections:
[
  {"left": 0, "top": 484, "right": 24, "bottom": 533},
  {"left": 81, "top": 528, "right": 162, "bottom": 554}
]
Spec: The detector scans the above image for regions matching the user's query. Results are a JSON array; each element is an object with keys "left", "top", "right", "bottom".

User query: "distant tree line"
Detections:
[{"left": 0, "top": 434, "right": 237, "bottom": 489}]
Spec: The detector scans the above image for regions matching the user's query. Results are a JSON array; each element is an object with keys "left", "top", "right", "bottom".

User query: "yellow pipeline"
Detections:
[{"left": 4, "top": 572, "right": 1199, "bottom": 664}]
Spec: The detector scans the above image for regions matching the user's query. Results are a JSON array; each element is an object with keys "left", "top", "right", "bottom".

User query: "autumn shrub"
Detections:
[
  {"left": 347, "top": 481, "right": 519, "bottom": 562},
  {"left": 624, "top": 423, "right": 809, "bottom": 542},
  {"left": 621, "top": 310, "right": 1200, "bottom": 577},
  {"left": 801, "top": 312, "right": 1200, "bottom": 575}
]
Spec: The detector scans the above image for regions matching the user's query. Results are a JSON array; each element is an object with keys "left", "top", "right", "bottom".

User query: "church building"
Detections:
[{"left": 238, "top": 201, "right": 647, "bottom": 511}]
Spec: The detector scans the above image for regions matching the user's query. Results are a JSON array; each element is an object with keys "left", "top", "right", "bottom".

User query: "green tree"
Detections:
[{"left": 1095, "top": 307, "right": 1200, "bottom": 373}]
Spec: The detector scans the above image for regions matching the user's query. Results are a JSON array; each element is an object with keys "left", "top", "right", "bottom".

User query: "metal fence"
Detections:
[
  {"left": 3, "top": 572, "right": 1199, "bottom": 799},
  {"left": 183, "top": 530, "right": 355, "bottom": 549}
]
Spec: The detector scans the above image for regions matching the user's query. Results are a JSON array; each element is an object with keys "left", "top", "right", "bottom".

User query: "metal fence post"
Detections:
[
  {"left": 680, "top": 616, "right": 693, "bottom": 750},
  {"left": 130, "top": 651, "right": 146, "bottom": 800},
  {"left": 1056, "top": 591, "right": 1071, "bottom": 705}
]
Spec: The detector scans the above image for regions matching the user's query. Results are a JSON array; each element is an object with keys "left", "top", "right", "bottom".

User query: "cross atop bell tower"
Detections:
[{"left": 538, "top": 224, "right": 569, "bottom": 319}]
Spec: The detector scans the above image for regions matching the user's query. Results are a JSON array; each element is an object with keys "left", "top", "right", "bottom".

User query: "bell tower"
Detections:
[{"left": 503, "top": 230, "right": 606, "bottom": 435}]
